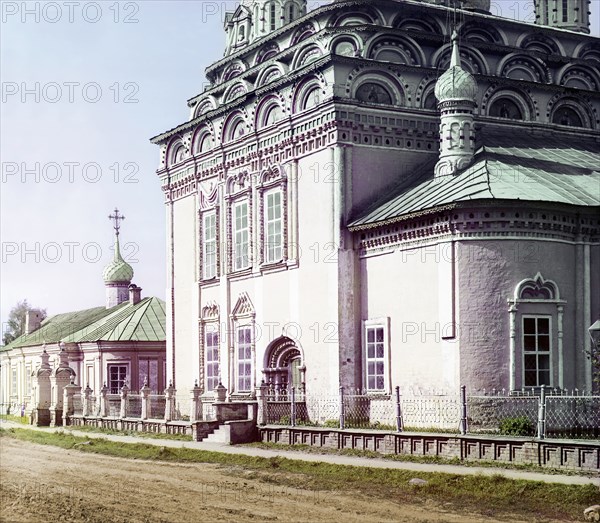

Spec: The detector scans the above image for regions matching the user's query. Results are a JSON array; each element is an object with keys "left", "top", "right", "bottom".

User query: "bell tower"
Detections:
[{"left": 535, "top": 0, "right": 591, "bottom": 34}]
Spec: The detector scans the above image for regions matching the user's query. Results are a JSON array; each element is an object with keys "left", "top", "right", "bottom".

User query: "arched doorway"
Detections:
[{"left": 263, "top": 336, "right": 305, "bottom": 396}]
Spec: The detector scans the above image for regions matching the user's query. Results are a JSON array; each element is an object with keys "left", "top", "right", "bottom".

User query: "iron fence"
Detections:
[
  {"left": 149, "top": 395, "right": 166, "bottom": 420},
  {"left": 264, "top": 386, "right": 600, "bottom": 439}
]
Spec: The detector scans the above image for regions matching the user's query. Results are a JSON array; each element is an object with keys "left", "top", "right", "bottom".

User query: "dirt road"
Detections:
[{"left": 0, "top": 438, "right": 538, "bottom": 523}]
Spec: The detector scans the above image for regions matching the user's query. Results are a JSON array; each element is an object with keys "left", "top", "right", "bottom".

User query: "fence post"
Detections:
[
  {"left": 120, "top": 383, "right": 129, "bottom": 419},
  {"left": 164, "top": 381, "right": 175, "bottom": 422},
  {"left": 395, "top": 386, "right": 403, "bottom": 432},
  {"left": 290, "top": 387, "right": 296, "bottom": 427},
  {"left": 460, "top": 385, "right": 468, "bottom": 435},
  {"left": 82, "top": 384, "right": 93, "bottom": 417},
  {"left": 190, "top": 380, "right": 201, "bottom": 422},
  {"left": 99, "top": 383, "right": 109, "bottom": 418},
  {"left": 255, "top": 381, "right": 269, "bottom": 425},
  {"left": 537, "top": 385, "right": 546, "bottom": 439},
  {"left": 140, "top": 379, "right": 151, "bottom": 420},
  {"left": 339, "top": 386, "right": 345, "bottom": 430}
]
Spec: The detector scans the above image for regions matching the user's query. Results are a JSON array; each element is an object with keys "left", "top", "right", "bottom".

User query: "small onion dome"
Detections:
[
  {"left": 435, "top": 31, "right": 477, "bottom": 103},
  {"left": 102, "top": 237, "right": 134, "bottom": 283}
]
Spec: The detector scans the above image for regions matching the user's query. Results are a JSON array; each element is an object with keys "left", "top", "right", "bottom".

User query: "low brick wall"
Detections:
[{"left": 259, "top": 426, "right": 600, "bottom": 472}]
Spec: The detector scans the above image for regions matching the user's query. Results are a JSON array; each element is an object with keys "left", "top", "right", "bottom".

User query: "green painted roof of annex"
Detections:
[
  {"left": 349, "top": 130, "right": 600, "bottom": 230},
  {"left": 1, "top": 297, "right": 166, "bottom": 351}
]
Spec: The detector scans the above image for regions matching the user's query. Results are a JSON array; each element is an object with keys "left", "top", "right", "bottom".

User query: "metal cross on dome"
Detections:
[{"left": 108, "top": 208, "right": 125, "bottom": 236}]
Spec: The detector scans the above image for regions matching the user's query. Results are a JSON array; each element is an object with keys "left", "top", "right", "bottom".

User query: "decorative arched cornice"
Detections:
[
  {"left": 514, "top": 273, "right": 560, "bottom": 301},
  {"left": 431, "top": 43, "right": 490, "bottom": 75},
  {"left": 192, "top": 122, "right": 216, "bottom": 155},
  {"left": 166, "top": 136, "right": 187, "bottom": 168},
  {"left": 193, "top": 97, "right": 218, "bottom": 119},
  {"left": 222, "top": 59, "right": 248, "bottom": 82},
  {"left": 258, "top": 164, "right": 286, "bottom": 187},
  {"left": 255, "top": 42, "right": 281, "bottom": 66},
  {"left": 220, "top": 109, "right": 250, "bottom": 143},
  {"left": 222, "top": 81, "right": 249, "bottom": 104},
  {"left": 328, "top": 5, "right": 384, "bottom": 27},
  {"left": 364, "top": 33, "right": 426, "bottom": 67},
  {"left": 391, "top": 13, "right": 444, "bottom": 35},
  {"left": 329, "top": 33, "right": 363, "bottom": 57},
  {"left": 254, "top": 94, "right": 287, "bottom": 129},
  {"left": 415, "top": 76, "right": 438, "bottom": 110},
  {"left": 497, "top": 53, "right": 551, "bottom": 83},
  {"left": 556, "top": 64, "right": 600, "bottom": 92},
  {"left": 291, "top": 73, "right": 327, "bottom": 113},
  {"left": 291, "top": 42, "right": 325, "bottom": 70},
  {"left": 198, "top": 182, "right": 219, "bottom": 211},
  {"left": 291, "top": 22, "right": 317, "bottom": 46},
  {"left": 255, "top": 63, "right": 286, "bottom": 87},
  {"left": 573, "top": 42, "right": 600, "bottom": 65},
  {"left": 459, "top": 20, "right": 508, "bottom": 46},
  {"left": 547, "top": 94, "right": 596, "bottom": 129},
  {"left": 481, "top": 85, "right": 537, "bottom": 121},
  {"left": 517, "top": 32, "right": 565, "bottom": 57},
  {"left": 345, "top": 65, "right": 408, "bottom": 107}
]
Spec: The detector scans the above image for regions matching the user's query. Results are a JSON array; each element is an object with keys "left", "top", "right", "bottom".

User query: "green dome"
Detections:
[{"left": 103, "top": 238, "right": 134, "bottom": 283}]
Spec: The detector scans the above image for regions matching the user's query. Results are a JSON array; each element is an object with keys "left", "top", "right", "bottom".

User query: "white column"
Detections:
[{"left": 509, "top": 302, "right": 518, "bottom": 391}]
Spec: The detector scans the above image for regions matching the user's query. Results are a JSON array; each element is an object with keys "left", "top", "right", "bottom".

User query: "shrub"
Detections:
[{"left": 498, "top": 416, "right": 534, "bottom": 436}]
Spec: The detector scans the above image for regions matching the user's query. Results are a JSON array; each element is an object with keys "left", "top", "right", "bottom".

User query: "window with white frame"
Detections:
[
  {"left": 237, "top": 326, "right": 253, "bottom": 392},
  {"left": 205, "top": 329, "right": 220, "bottom": 392},
  {"left": 264, "top": 189, "right": 283, "bottom": 263},
  {"left": 233, "top": 201, "right": 250, "bottom": 270},
  {"left": 522, "top": 316, "right": 551, "bottom": 387},
  {"left": 203, "top": 211, "right": 217, "bottom": 279},
  {"left": 108, "top": 364, "right": 127, "bottom": 394},
  {"left": 364, "top": 320, "right": 389, "bottom": 392}
]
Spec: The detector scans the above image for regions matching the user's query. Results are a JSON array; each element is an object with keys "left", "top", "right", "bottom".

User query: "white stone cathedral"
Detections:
[{"left": 151, "top": 0, "right": 600, "bottom": 405}]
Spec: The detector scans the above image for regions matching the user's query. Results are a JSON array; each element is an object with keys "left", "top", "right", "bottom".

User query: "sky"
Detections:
[{"left": 1, "top": 0, "right": 599, "bottom": 336}]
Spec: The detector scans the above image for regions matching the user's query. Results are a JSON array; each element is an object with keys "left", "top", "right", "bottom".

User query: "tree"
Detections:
[{"left": 2, "top": 300, "right": 47, "bottom": 346}]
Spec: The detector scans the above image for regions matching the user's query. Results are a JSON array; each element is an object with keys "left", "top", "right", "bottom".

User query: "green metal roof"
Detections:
[
  {"left": 349, "top": 131, "right": 600, "bottom": 229},
  {"left": 2, "top": 297, "right": 166, "bottom": 350},
  {"left": 62, "top": 297, "right": 166, "bottom": 343}
]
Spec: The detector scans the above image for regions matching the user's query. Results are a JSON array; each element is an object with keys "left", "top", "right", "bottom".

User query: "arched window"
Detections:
[
  {"left": 172, "top": 145, "right": 185, "bottom": 165},
  {"left": 489, "top": 98, "right": 524, "bottom": 120},
  {"left": 196, "top": 134, "right": 212, "bottom": 154},
  {"left": 552, "top": 106, "right": 583, "bottom": 127},
  {"left": 226, "top": 119, "right": 246, "bottom": 143},
  {"left": 508, "top": 274, "right": 565, "bottom": 390},
  {"left": 423, "top": 92, "right": 437, "bottom": 110},
  {"left": 356, "top": 83, "right": 393, "bottom": 105}
]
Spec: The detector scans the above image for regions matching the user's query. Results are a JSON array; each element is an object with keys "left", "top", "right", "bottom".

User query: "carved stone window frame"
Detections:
[
  {"left": 257, "top": 165, "right": 288, "bottom": 270},
  {"left": 230, "top": 293, "right": 256, "bottom": 398},
  {"left": 199, "top": 301, "right": 220, "bottom": 395},
  {"left": 225, "top": 171, "right": 253, "bottom": 275},
  {"left": 199, "top": 184, "right": 220, "bottom": 284}
]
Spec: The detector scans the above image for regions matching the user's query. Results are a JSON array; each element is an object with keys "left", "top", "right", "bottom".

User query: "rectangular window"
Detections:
[
  {"left": 562, "top": 0, "right": 568, "bottom": 22},
  {"left": 25, "top": 365, "right": 32, "bottom": 396},
  {"left": 11, "top": 367, "right": 17, "bottom": 396},
  {"left": 233, "top": 201, "right": 250, "bottom": 271},
  {"left": 270, "top": 3, "right": 276, "bottom": 30},
  {"left": 108, "top": 365, "right": 127, "bottom": 394},
  {"left": 265, "top": 189, "right": 283, "bottom": 263},
  {"left": 364, "top": 323, "right": 387, "bottom": 392},
  {"left": 203, "top": 212, "right": 217, "bottom": 280},
  {"left": 138, "top": 359, "right": 159, "bottom": 392},
  {"left": 237, "top": 326, "right": 252, "bottom": 392},
  {"left": 205, "top": 329, "right": 220, "bottom": 392},
  {"left": 523, "top": 316, "right": 551, "bottom": 387}
]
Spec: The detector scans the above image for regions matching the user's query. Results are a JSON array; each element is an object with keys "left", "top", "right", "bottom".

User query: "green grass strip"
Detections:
[{"left": 1, "top": 428, "right": 597, "bottom": 522}]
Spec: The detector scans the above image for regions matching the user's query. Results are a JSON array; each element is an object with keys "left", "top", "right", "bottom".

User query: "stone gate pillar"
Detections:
[
  {"left": 34, "top": 348, "right": 52, "bottom": 426},
  {"left": 49, "top": 345, "right": 75, "bottom": 427}
]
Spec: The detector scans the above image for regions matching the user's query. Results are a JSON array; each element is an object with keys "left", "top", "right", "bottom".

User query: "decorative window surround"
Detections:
[
  {"left": 225, "top": 171, "right": 253, "bottom": 274},
  {"left": 257, "top": 165, "right": 288, "bottom": 269},
  {"left": 508, "top": 273, "right": 565, "bottom": 391},
  {"left": 230, "top": 293, "right": 257, "bottom": 397},
  {"left": 199, "top": 301, "right": 220, "bottom": 394}
]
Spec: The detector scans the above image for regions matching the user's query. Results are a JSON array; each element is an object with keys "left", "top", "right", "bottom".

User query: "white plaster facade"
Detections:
[{"left": 151, "top": 0, "right": 600, "bottom": 404}]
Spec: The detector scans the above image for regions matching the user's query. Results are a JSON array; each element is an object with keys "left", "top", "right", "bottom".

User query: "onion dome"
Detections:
[
  {"left": 435, "top": 31, "right": 477, "bottom": 103},
  {"left": 103, "top": 236, "right": 134, "bottom": 283}
]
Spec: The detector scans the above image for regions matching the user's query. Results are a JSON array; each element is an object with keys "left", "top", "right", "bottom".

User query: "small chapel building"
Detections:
[
  {"left": 150, "top": 0, "right": 600, "bottom": 406},
  {"left": 0, "top": 210, "right": 167, "bottom": 424}
]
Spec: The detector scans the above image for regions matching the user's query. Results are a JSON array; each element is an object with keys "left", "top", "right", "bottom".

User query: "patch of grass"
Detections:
[
  {"left": 0, "top": 414, "right": 29, "bottom": 425},
  {"left": 1, "top": 427, "right": 597, "bottom": 522},
  {"left": 68, "top": 425, "right": 193, "bottom": 441}
]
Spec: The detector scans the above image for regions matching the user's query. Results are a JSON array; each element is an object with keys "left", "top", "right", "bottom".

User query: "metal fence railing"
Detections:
[{"left": 264, "top": 386, "right": 600, "bottom": 439}]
